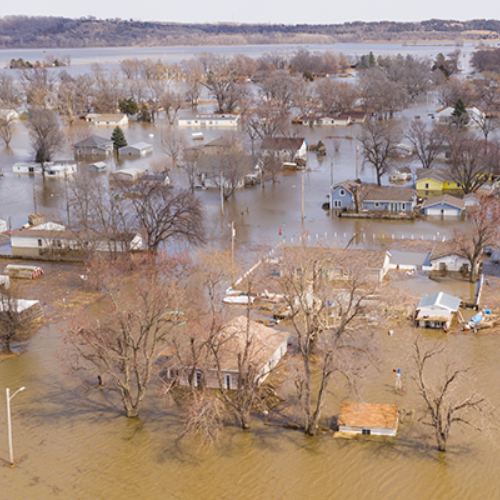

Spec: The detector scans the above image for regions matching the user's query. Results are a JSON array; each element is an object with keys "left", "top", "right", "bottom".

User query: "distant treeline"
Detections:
[{"left": 0, "top": 16, "right": 500, "bottom": 49}]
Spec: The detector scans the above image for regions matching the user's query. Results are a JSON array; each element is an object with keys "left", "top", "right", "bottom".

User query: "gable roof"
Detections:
[
  {"left": 261, "top": 137, "right": 306, "bottom": 151},
  {"left": 362, "top": 186, "right": 416, "bottom": 203},
  {"left": 331, "top": 180, "right": 360, "bottom": 194},
  {"left": 416, "top": 167, "right": 452, "bottom": 183},
  {"left": 429, "top": 241, "right": 469, "bottom": 261},
  {"left": 417, "top": 292, "right": 461, "bottom": 312},
  {"left": 422, "top": 194, "right": 465, "bottom": 210},
  {"left": 73, "top": 135, "right": 113, "bottom": 147}
]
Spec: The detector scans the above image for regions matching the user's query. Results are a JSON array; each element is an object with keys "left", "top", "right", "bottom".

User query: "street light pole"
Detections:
[{"left": 6, "top": 386, "right": 26, "bottom": 466}]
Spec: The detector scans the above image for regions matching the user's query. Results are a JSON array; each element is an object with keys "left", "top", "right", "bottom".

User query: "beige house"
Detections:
[
  {"left": 158, "top": 316, "right": 289, "bottom": 390},
  {"left": 85, "top": 113, "right": 129, "bottom": 127}
]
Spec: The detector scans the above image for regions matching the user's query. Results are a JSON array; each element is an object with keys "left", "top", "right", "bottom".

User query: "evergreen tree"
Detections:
[
  {"left": 118, "top": 98, "right": 139, "bottom": 116},
  {"left": 137, "top": 104, "right": 152, "bottom": 123},
  {"left": 111, "top": 126, "right": 127, "bottom": 150},
  {"left": 452, "top": 98, "right": 469, "bottom": 127}
]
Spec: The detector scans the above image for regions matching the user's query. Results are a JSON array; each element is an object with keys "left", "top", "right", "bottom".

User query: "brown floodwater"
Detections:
[{"left": 2, "top": 314, "right": 500, "bottom": 499}]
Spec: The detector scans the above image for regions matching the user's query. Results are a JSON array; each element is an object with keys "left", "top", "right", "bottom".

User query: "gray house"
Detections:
[
  {"left": 329, "top": 180, "right": 359, "bottom": 210},
  {"left": 361, "top": 186, "right": 416, "bottom": 213},
  {"left": 415, "top": 292, "right": 461, "bottom": 329},
  {"left": 73, "top": 135, "right": 113, "bottom": 157}
]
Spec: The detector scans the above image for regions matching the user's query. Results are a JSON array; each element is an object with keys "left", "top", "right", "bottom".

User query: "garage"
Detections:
[{"left": 421, "top": 194, "right": 465, "bottom": 217}]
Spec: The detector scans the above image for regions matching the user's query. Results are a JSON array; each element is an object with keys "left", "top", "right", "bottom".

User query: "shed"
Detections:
[
  {"left": 91, "top": 162, "right": 107, "bottom": 171},
  {"left": 119, "top": 142, "right": 153, "bottom": 156},
  {"left": 0, "top": 297, "right": 44, "bottom": 324},
  {"left": 4, "top": 265, "right": 43, "bottom": 280},
  {"left": 338, "top": 402, "right": 399, "bottom": 436},
  {"left": 421, "top": 195, "right": 465, "bottom": 216},
  {"left": 110, "top": 168, "right": 145, "bottom": 184}
]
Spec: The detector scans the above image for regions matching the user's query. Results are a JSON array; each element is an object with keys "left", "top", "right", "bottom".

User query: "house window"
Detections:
[
  {"left": 401, "top": 203, "right": 406, "bottom": 210},
  {"left": 339, "top": 189, "right": 346, "bottom": 196},
  {"left": 195, "top": 371, "right": 203, "bottom": 387},
  {"left": 224, "top": 374, "right": 232, "bottom": 390},
  {"left": 38, "top": 239, "right": 42, "bottom": 247},
  {"left": 374, "top": 202, "right": 380, "bottom": 208},
  {"left": 425, "top": 183, "right": 429, "bottom": 189},
  {"left": 333, "top": 200, "right": 342, "bottom": 208}
]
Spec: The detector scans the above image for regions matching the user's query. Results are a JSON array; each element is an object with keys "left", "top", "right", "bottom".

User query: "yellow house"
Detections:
[{"left": 416, "top": 168, "right": 461, "bottom": 197}]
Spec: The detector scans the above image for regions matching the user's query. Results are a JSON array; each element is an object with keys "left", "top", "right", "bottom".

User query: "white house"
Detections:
[
  {"left": 338, "top": 402, "right": 399, "bottom": 436},
  {"left": 428, "top": 242, "right": 472, "bottom": 273},
  {"left": 109, "top": 167, "right": 145, "bottom": 184},
  {"left": 85, "top": 113, "right": 129, "bottom": 127},
  {"left": 10, "top": 223, "right": 143, "bottom": 258},
  {"left": 261, "top": 137, "right": 308, "bottom": 162},
  {"left": 178, "top": 114, "right": 240, "bottom": 128},
  {"left": 13, "top": 161, "right": 77, "bottom": 178},
  {"left": 434, "top": 105, "right": 485, "bottom": 127},
  {"left": 119, "top": 142, "right": 153, "bottom": 156},
  {"left": 158, "top": 316, "right": 289, "bottom": 389},
  {"left": 415, "top": 292, "right": 461, "bottom": 329}
]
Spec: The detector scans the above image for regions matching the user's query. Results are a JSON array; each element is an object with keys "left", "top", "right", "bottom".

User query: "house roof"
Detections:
[
  {"left": 160, "top": 316, "right": 289, "bottom": 373},
  {"left": 120, "top": 142, "right": 152, "bottom": 151},
  {"left": 261, "top": 137, "right": 306, "bottom": 151},
  {"left": 422, "top": 194, "right": 466, "bottom": 210},
  {"left": 429, "top": 241, "right": 468, "bottom": 261},
  {"left": 417, "top": 292, "right": 461, "bottom": 312},
  {"left": 11, "top": 227, "right": 139, "bottom": 243},
  {"left": 283, "top": 246, "right": 390, "bottom": 273},
  {"left": 416, "top": 168, "right": 451, "bottom": 183},
  {"left": 338, "top": 402, "right": 399, "bottom": 430},
  {"left": 362, "top": 186, "right": 416, "bottom": 203},
  {"left": 331, "top": 180, "right": 360, "bottom": 194},
  {"left": 73, "top": 135, "right": 113, "bottom": 147},
  {"left": 93, "top": 113, "right": 127, "bottom": 122}
]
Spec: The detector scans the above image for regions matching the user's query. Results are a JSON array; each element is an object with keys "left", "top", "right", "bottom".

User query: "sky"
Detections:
[{"left": 2, "top": 0, "right": 500, "bottom": 24}]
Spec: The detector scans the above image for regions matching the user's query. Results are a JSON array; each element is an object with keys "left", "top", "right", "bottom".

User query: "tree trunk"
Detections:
[{"left": 437, "top": 432, "right": 447, "bottom": 452}]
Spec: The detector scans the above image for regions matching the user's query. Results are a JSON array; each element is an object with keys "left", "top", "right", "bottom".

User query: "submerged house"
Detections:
[
  {"left": 73, "top": 135, "right": 114, "bottom": 157},
  {"left": 416, "top": 168, "right": 462, "bottom": 195},
  {"left": 338, "top": 402, "right": 399, "bottom": 436},
  {"left": 261, "top": 137, "right": 308, "bottom": 162},
  {"left": 158, "top": 316, "right": 289, "bottom": 389},
  {"left": 421, "top": 194, "right": 465, "bottom": 217},
  {"left": 13, "top": 161, "right": 77, "bottom": 178},
  {"left": 178, "top": 114, "right": 240, "bottom": 128},
  {"left": 428, "top": 242, "right": 472, "bottom": 273},
  {"left": 329, "top": 180, "right": 360, "bottom": 210},
  {"left": 415, "top": 292, "right": 461, "bottom": 329},
  {"left": 360, "top": 186, "right": 416, "bottom": 213},
  {"left": 85, "top": 113, "right": 128, "bottom": 127},
  {"left": 118, "top": 142, "right": 153, "bottom": 157}
]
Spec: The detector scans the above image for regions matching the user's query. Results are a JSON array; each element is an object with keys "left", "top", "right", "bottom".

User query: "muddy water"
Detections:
[{"left": 2, "top": 316, "right": 500, "bottom": 499}]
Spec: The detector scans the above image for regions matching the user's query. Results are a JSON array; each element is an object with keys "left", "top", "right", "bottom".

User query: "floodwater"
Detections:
[{"left": 1, "top": 43, "right": 499, "bottom": 499}]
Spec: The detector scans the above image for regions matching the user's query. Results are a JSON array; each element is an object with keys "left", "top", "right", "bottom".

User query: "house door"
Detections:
[
  {"left": 224, "top": 374, "right": 232, "bottom": 390},
  {"left": 195, "top": 371, "right": 203, "bottom": 387},
  {"left": 390, "top": 203, "right": 397, "bottom": 212}
]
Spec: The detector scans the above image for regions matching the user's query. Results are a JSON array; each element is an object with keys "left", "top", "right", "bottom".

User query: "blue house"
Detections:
[
  {"left": 329, "top": 180, "right": 359, "bottom": 210},
  {"left": 421, "top": 194, "right": 465, "bottom": 217},
  {"left": 361, "top": 186, "right": 416, "bottom": 213}
]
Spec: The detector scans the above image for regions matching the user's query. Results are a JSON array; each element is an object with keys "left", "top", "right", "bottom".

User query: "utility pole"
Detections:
[
  {"left": 6, "top": 386, "right": 26, "bottom": 466},
  {"left": 355, "top": 143, "right": 359, "bottom": 179},
  {"left": 330, "top": 158, "right": 333, "bottom": 187},
  {"left": 220, "top": 172, "right": 224, "bottom": 216},
  {"left": 65, "top": 171, "right": 70, "bottom": 225},
  {"left": 301, "top": 167, "right": 305, "bottom": 221},
  {"left": 32, "top": 185, "right": 37, "bottom": 214},
  {"left": 231, "top": 221, "right": 235, "bottom": 285}
]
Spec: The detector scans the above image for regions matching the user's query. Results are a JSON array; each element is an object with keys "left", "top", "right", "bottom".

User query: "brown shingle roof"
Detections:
[
  {"left": 429, "top": 241, "right": 468, "bottom": 261},
  {"left": 362, "top": 186, "right": 416, "bottom": 203},
  {"left": 422, "top": 194, "right": 465, "bottom": 210},
  {"left": 338, "top": 402, "right": 399, "bottom": 430},
  {"left": 261, "top": 137, "right": 305, "bottom": 151}
]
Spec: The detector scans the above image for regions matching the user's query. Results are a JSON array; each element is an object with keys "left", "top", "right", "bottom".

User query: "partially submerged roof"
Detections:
[
  {"left": 73, "top": 135, "right": 113, "bottom": 147},
  {"left": 417, "top": 292, "right": 461, "bottom": 312},
  {"left": 422, "top": 194, "right": 466, "bottom": 210},
  {"left": 429, "top": 241, "right": 468, "bottom": 261},
  {"left": 261, "top": 137, "right": 306, "bottom": 151},
  {"left": 120, "top": 142, "right": 152, "bottom": 151},
  {"left": 338, "top": 402, "right": 399, "bottom": 430}
]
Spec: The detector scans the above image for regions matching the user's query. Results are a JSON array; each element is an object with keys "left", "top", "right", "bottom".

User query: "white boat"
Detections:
[{"left": 223, "top": 295, "right": 255, "bottom": 305}]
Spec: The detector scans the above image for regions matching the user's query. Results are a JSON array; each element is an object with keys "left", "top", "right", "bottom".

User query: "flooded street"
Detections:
[{"left": 1, "top": 42, "right": 499, "bottom": 499}]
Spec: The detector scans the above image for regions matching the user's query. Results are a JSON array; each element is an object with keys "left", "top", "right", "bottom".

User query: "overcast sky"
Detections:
[{"left": 3, "top": 0, "right": 500, "bottom": 24}]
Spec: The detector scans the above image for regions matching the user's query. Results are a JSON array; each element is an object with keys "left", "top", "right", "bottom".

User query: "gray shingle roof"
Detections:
[
  {"left": 417, "top": 292, "right": 461, "bottom": 312},
  {"left": 422, "top": 194, "right": 466, "bottom": 210},
  {"left": 73, "top": 135, "right": 113, "bottom": 147}
]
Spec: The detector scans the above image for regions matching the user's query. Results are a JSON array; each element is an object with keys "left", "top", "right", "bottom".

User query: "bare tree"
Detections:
[
  {"left": 315, "top": 79, "right": 357, "bottom": 115},
  {"left": 182, "top": 58, "right": 204, "bottom": 108},
  {"left": 437, "top": 76, "right": 474, "bottom": 107},
  {"left": 65, "top": 255, "right": 187, "bottom": 417},
  {"left": 271, "top": 244, "right": 379, "bottom": 435},
  {"left": 0, "top": 114, "right": 15, "bottom": 146},
  {"left": 359, "top": 120, "right": 401, "bottom": 185},
  {"left": 162, "top": 130, "right": 188, "bottom": 169},
  {"left": 27, "top": 108, "right": 65, "bottom": 168},
  {"left": 128, "top": 184, "right": 205, "bottom": 254},
  {"left": 412, "top": 336, "right": 485, "bottom": 452},
  {"left": 19, "top": 67, "right": 55, "bottom": 108},
  {"left": 405, "top": 119, "right": 446, "bottom": 170},
  {"left": 0, "top": 74, "right": 21, "bottom": 107},
  {"left": 161, "top": 89, "right": 184, "bottom": 125},
  {"left": 452, "top": 196, "right": 500, "bottom": 281},
  {"left": 0, "top": 284, "right": 25, "bottom": 354}
]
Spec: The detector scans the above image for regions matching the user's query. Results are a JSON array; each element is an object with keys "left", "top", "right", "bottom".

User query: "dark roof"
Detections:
[
  {"left": 261, "top": 137, "right": 306, "bottom": 151},
  {"left": 198, "top": 154, "right": 258, "bottom": 173},
  {"left": 362, "top": 186, "right": 416, "bottom": 203},
  {"left": 422, "top": 194, "right": 465, "bottom": 210},
  {"left": 73, "top": 135, "right": 113, "bottom": 147}
]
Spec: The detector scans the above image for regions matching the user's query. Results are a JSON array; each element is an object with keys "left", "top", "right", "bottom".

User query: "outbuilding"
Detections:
[
  {"left": 109, "top": 168, "right": 145, "bottom": 184},
  {"left": 119, "top": 142, "right": 153, "bottom": 156},
  {"left": 337, "top": 402, "right": 399, "bottom": 436},
  {"left": 421, "top": 194, "right": 465, "bottom": 217}
]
